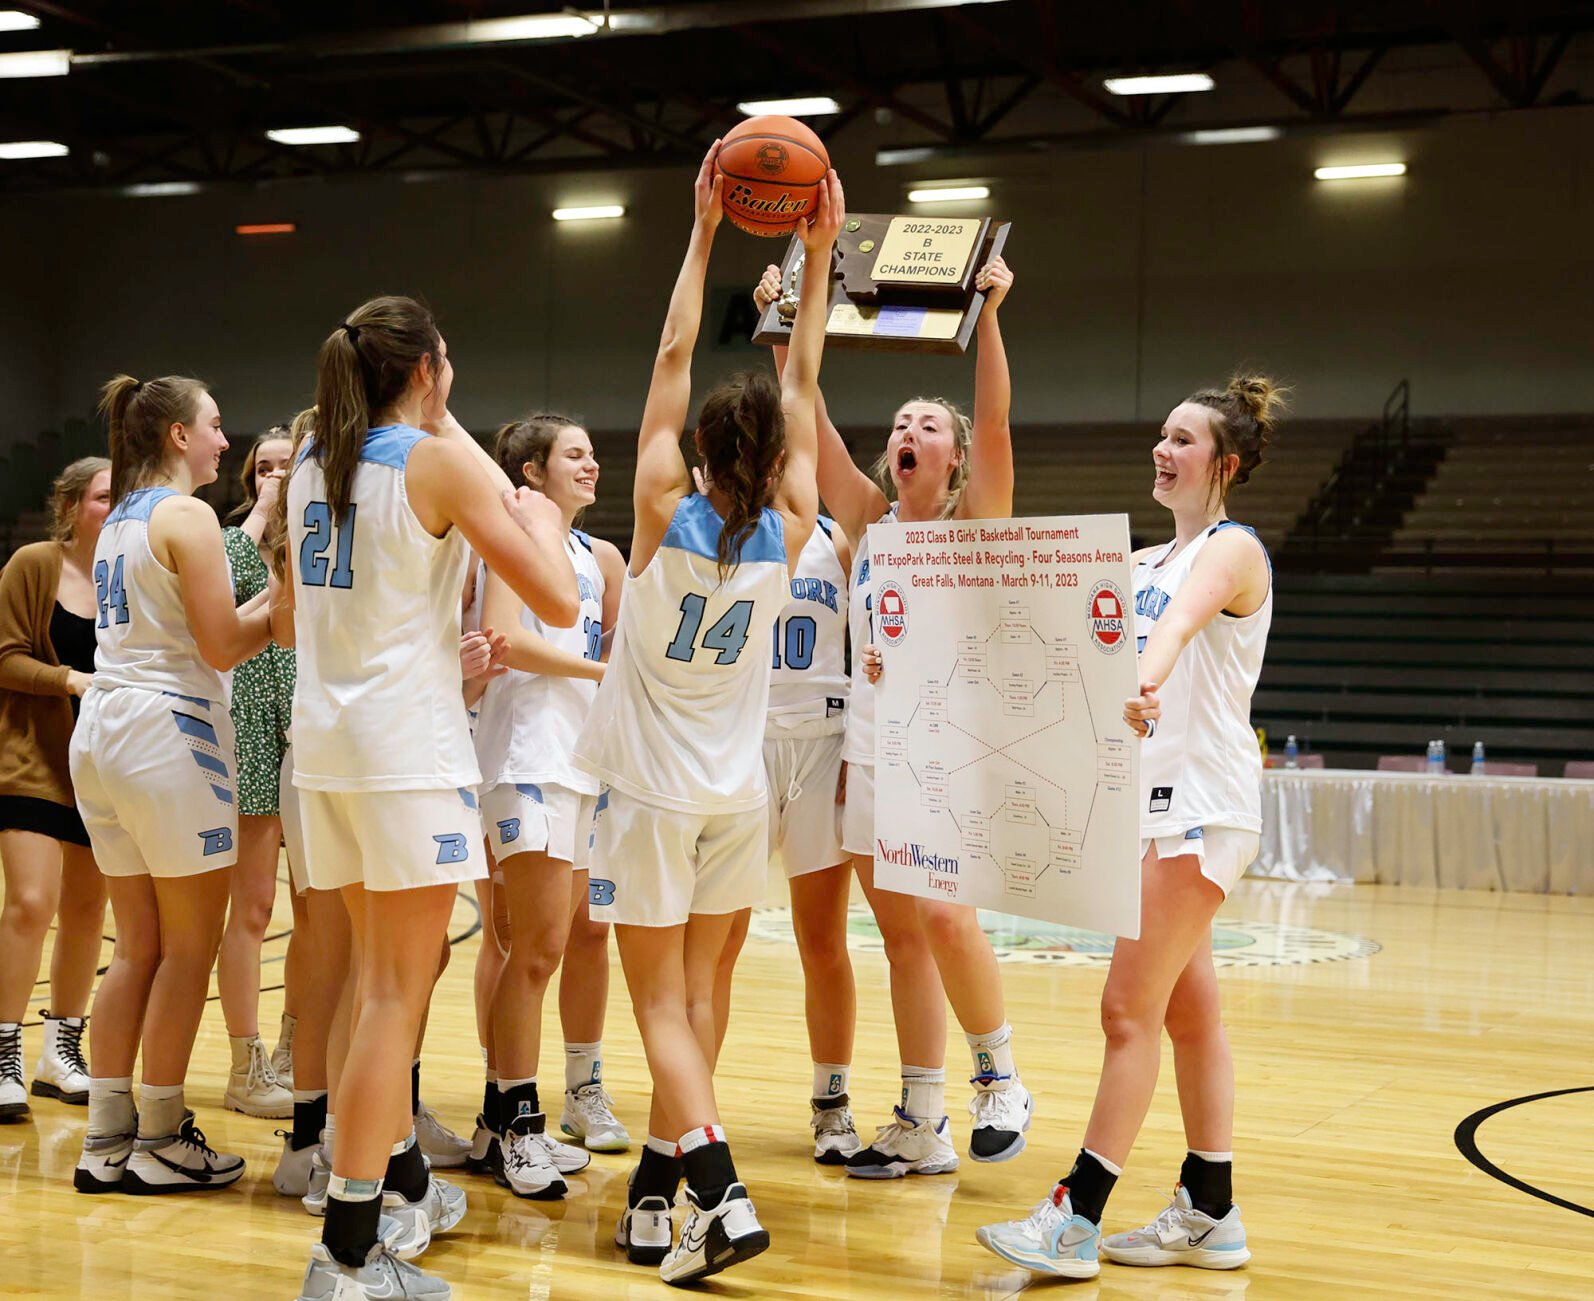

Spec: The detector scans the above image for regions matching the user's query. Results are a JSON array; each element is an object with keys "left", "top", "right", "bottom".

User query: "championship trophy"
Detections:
[{"left": 751, "top": 213, "right": 1011, "bottom": 355}]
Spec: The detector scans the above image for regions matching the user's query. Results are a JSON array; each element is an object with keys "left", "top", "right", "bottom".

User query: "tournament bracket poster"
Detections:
[{"left": 867, "top": 515, "right": 1141, "bottom": 938}]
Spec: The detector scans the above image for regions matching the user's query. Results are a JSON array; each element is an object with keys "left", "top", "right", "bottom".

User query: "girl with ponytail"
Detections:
[
  {"left": 979, "top": 375, "right": 1284, "bottom": 1279},
  {"left": 569, "top": 144, "right": 843, "bottom": 1284}
]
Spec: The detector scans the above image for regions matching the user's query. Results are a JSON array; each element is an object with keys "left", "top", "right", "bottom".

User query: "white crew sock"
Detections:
[
  {"left": 900, "top": 1065, "right": 946, "bottom": 1122},
  {"left": 812, "top": 1062, "right": 850, "bottom": 1101},
  {"left": 87, "top": 1075, "right": 135, "bottom": 1138},
  {"left": 965, "top": 1022, "right": 1016, "bottom": 1081},
  {"left": 564, "top": 1041, "right": 602, "bottom": 1091},
  {"left": 137, "top": 1082, "right": 185, "bottom": 1141}
]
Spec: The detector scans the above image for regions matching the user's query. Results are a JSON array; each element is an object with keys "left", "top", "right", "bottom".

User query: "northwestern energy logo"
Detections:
[
  {"left": 1087, "top": 580, "right": 1128, "bottom": 654},
  {"left": 877, "top": 581, "right": 909, "bottom": 646},
  {"left": 877, "top": 839, "right": 959, "bottom": 894}
]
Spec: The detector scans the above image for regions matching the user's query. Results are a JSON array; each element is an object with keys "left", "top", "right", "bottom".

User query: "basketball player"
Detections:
[
  {"left": 570, "top": 144, "right": 842, "bottom": 1285},
  {"left": 285, "top": 296, "right": 578, "bottom": 1301},
  {"left": 475, "top": 414, "right": 626, "bottom": 1198},
  {"left": 70, "top": 375, "right": 273, "bottom": 1195},
  {"left": 753, "top": 253, "right": 1028, "bottom": 1178},
  {"left": 977, "top": 376, "right": 1282, "bottom": 1278},
  {"left": 712, "top": 510, "right": 860, "bottom": 1164}
]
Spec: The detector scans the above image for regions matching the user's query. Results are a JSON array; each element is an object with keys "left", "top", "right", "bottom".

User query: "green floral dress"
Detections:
[{"left": 223, "top": 527, "right": 295, "bottom": 816}]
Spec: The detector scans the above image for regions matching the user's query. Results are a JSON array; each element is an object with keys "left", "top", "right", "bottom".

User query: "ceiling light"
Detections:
[
  {"left": 0, "top": 139, "right": 68, "bottom": 159},
  {"left": 907, "top": 185, "right": 989, "bottom": 204},
  {"left": 0, "top": 11, "right": 42, "bottom": 31},
  {"left": 553, "top": 204, "right": 625, "bottom": 221},
  {"left": 1314, "top": 162, "right": 1406, "bottom": 180},
  {"left": 736, "top": 96, "right": 842, "bottom": 117},
  {"left": 0, "top": 49, "right": 70, "bottom": 78},
  {"left": 1104, "top": 73, "right": 1214, "bottom": 96},
  {"left": 1186, "top": 126, "right": 1281, "bottom": 145},
  {"left": 236, "top": 222, "right": 297, "bottom": 235},
  {"left": 462, "top": 14, "right": 598, "bottom": 42},
  {"left": 126, "top": 181, "right": 201, "bottom": 197},
  {"left": 266, "top": 126, "right": 361, "bottom": 146}
]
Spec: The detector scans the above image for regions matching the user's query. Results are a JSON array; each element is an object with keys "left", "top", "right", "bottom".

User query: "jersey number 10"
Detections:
[{"left": 299, "top": 502, "right": 357, "bottom": 589}]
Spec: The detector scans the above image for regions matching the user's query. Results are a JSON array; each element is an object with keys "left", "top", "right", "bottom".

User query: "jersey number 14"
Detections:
[{"left": 665, "top": 593, "right": 754, "bottom": 666}]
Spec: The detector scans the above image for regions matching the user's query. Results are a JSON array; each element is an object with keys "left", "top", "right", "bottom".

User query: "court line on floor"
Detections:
[{"left": 1453, "top": 1085, "right": 1594, "bottom": 1218}]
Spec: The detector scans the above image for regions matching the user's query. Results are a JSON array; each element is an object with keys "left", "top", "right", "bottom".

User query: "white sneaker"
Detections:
[
  {"left": 1101, "top": 1184, "right": 1252, "bottom": 1269},
  {"left": 844, "top": 1106, "right": 960, "bottom": 1179},
  {"left": 73, "top": 1130, "right": 134, "bottom": 1193},
  {"left": 496, "top": 1115, "right": 566, "bottom": 1200},
  {"left": 378, "top": 1194, "right": 435, "bottom": 1260},
  {"left": 615, "top": 1168, "right": 674, "bottom": 1265},
  {"left": 810, "top": 1096, "right": 862, "bottom": 1165},
  {"left": 123, "top": 1117, "right": 246, "bottom": 1193},
  {"left": 223, "top": 1035, "right": 292, "bottom": 1119},
  {"left": 0, "top": 1024, "right": 27, "bottom": 1119},
  {"left": 302, "top": 1147, "right": 331, "bottom": 1216},
  {"left": 414, "top": 1100, "right": 470, "bottom": 1169},
  {"left": 465, "top": 1115, "right": 499, "bottom": 1174},
  {"left": 977, "top": 1186, "right": 1102, "bottom": 1279},
  {"left": 272, "top": 1131, "right": 320, "bottom": 1197},
  {"left": 294, "top": 1235, "right": 452, "bottom": 1300},
  {"left": 561, "top": 1083, "right": 631, "bottom": 1152},
  {"left": 659, "top": 1183, "right": 769, "bottom": 1285},
  {"left": 967, "top": 1076, "right": 1033, "bottom": 1162},
  {"left": 271, "top": 1013, "right": 296, "bottom": 1093},
  {"left": 32, "top": 1014, "right": 90, "bottom": 1105},
  {"left": 386, "top": 1172, "right": 468, "bottom": 1236},
  {"left": 535, "top": 1126, "right": 591, "bottom": 1175}
]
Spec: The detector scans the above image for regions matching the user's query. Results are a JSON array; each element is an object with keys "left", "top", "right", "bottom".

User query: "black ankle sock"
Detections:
[
  {"left": 1061, "top": 1149, "right": 1118, "bottom": 1226},
  {"left": 484, "top": 1081, "right": 502, "bottom": 1134},
  {"left": 384, "top": 1139, "right": 429, "bottom": 1203},
  {"left": 410, "top": 1060, "right": 421, "bottom": 1117},
  {"left": 1180, "top": 1151, "right": 1233, "bottom": 1219},
  {"left": 501, "top": 1080, "right": 540, "bottom": 1127},
  {"left": 631, "top": 1144, "right": 684, "bottom": 1206},
  {"left": 323, "top": 1190, "right": 382, "bottom": 1268},
  {"left": 682, "top": 1141, "right": 738, "bottom": 1210},
  {"left": 291, "top": 1094, "right": 328, "bottom": 1151}
]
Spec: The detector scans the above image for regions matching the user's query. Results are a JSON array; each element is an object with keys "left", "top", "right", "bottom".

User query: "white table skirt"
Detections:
[{"left": 1254, "top": 769, "right": 1594, "bottom": 894}]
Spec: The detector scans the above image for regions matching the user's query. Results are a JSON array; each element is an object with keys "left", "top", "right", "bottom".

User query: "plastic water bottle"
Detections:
[
  {"left": 1284, "top": 735, "right": 1299, "bottom": 769},
  {"left": 1426, "top": 739, "right": 1446, "bottom": 775},
  {"left": 1471, "top": 741, "right": 1486, "bottom": 775}
]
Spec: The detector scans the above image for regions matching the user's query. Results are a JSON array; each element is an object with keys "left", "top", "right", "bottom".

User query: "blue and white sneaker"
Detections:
[
  {"left": 1101, "top": 1184, "right": 1251, "bottom": 1269},
  {"left": 976, "top": 1185, "right": 1101, "bottom": 1279},
  {"left": 967, "top": 1075, "right": 1033, "bottom": 1162}
]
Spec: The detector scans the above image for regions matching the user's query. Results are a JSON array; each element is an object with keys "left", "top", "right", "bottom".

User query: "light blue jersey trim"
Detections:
[
  {"left": 106, "top": 486, "right": 178, "bottom": 525},
  {"left": 816, "top": 514, "right": 834, "bottom": 540},
  {"left": 1210, "top": 520, "right": 1272, "bottom": 577},
  {"left": 360, "top": 424, "right": 427, "bottom": 469},
  {"left": 661, "top": 494, "right": 785, "bottom": 567},
  {"left": 571, "top": 528, "right": 594, "bottom": 553}
]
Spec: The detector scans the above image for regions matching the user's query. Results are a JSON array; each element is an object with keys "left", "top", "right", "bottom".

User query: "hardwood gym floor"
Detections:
[{"left": 1, "top": 875, "right": 1590, "bottom": 1299}]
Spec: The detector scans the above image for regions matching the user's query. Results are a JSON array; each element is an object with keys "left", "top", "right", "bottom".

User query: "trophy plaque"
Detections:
[{"left": 751, "top": 212, "right": 1011, "bottom": 355}]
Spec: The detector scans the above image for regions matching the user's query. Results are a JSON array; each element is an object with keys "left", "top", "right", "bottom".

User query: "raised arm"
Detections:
[
  {"left": 772, "top": 169, "right": 845, "bottom": 568},
  {"left": 759, "top": 266, "right": 886, "bottom": 541},
  {"left": 157, "top": 497, "right": 273, "bottom": 672},
  {"left": 631, "top": 142, "right": 724, "bottom": 569},
  {"left": 955, "top": 255, "right": 1015, "bottom": 520}
]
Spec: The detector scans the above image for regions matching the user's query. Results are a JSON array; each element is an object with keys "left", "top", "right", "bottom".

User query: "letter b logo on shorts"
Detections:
[
  {"left": 198, "top": 827, "right": 233, "bottom": 856},
  {"left": 496, "top": 818, "right": 520, "bottom": 845},
  {"left": 432, "top": 833, "right": 469, "bottom": 865},
  {"left": 588, "top": 878, "right": 616, "bottom": 907}
]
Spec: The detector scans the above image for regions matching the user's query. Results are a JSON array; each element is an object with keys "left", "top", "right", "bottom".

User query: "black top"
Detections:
[{"left": 49, "top": 603, "right": 96, "bottom": 717}]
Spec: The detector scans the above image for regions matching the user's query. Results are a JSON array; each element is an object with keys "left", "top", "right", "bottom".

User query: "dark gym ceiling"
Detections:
[{"left": 0, "top": 1, "right": 1590, "bottom": 194}]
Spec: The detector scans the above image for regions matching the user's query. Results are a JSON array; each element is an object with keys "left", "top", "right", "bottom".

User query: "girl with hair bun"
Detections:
[{"left": 978, "top": 374, "right": 1284, "bottom": 1280}]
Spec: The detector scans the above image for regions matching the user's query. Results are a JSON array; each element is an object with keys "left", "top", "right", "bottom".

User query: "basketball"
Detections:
[{"left": 716, "top": 115, "right": 831, "bottom": 237}]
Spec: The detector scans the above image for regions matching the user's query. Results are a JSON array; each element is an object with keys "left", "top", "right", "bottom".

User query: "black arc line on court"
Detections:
[{"left": 1453, "top": 1085, "right": 1594, "bottom": 1218}]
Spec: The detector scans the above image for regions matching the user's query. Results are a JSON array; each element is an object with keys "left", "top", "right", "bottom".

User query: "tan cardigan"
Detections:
[{"left": 0, "top": 541, "right": 78, "bottom": 807}]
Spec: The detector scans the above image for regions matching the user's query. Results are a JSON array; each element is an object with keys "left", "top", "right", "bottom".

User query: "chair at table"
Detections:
[
  {"left": 1376, "top": 755, "right": 1426, "bottom": 772},
  {"left": 1475, "top": 760, "right": 1538, "bottom": 777},
  {"left": 1564, "top": 760, "right": 1594, "bottom": 780}
]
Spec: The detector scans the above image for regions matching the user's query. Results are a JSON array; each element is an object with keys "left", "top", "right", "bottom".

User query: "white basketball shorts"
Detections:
[
  {"left": 481, "top": 780, "right": 583, "bottom": 867},
  {"left": 840, "top": 760, "right": 875, "bottom": 859},
  {"left": 763, "top": 731, "right": 847, "bottom": 878},
  {"left": 278, "top": 744, "right": 308, "bottom": 895},
  {"left": 299, "top": 785, "right": 487, "bottom": 893},
  {"left": 586, "top": 788, "right": 766, "bottom": 927},
  {"left": 1141, "top": 825, "right": 1260, "bottom": 898},
  {"left": 71, "top": 687, "right": 239, "bottom": 878}
]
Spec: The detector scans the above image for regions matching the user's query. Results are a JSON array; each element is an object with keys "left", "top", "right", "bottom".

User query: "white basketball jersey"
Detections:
[
  {"left": 1133, "top": 521, "right": 1272, "bottom": 836},
  {"left": 767, "top": 516, "right": 848, "bottom": 737},
  {"left": 842, "top": 507, "right": 895, "bottom": 765},
  {"left": 572, "top": 494, "right": 789, "bottom": 814},
  {"left": 91, "top": 487, "right": 226, "bottom": 703},
  {"left": 288, "top": 425, "right": 477, "bottom": 792},
  {"left": 475, "top": 531, "right": 605, "bottom": 794}
]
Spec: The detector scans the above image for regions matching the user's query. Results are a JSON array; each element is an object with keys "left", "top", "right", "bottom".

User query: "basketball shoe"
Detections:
[
  {"left": 561, "top": 1083, "right": 631, "bottom": 1152},
  {"left": 272, "top": 1130, "right": 320, "bottom": 1197},
  {"left": 294, "top": 1230, "right": 452, "bottom": 1301},
  {"left": 1101, "top": 1184, "right": 1251, "bottom": 1268},
  {"left": 658, "top": 1183, "right": 769, "bottom": 1285},
  {"left": 73, "top": 1130, "right": 135, "bottom": 1193},
  {"left": 809, "top": 1095, "right": 862, "bottom": 1165},
  {"left": 844, "top": 1106, "right": 959, "bottom": 1179},
  {"left": 615, "top": 1172, "right": 674, "bottom": 1267},
  {"left": 976, "top": 1185, "right": 1101, "bottom": 1279},
  {"left": 414, "top": 1100, "right": 471, "bottom": 1169},
  {"left": 497, "top": 1113, "right": 567, "bottom": 1200},
  {"left": 968, "top": 1075, "right": 1033, "bottom": 1161},
  {"left": 123, "top": 1117, "right": 246, "bottom": 1193},
  {"left": 465, "top": 1114, "right": 500, "bottom": 1174},
  {"left": 302, "top": 1147, "right": 332, "bottom": 1215}
]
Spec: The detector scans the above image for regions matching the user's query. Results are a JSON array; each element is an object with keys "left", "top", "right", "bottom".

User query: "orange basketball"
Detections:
[{"left": 716, "top": 115, "right": 830, "bottom": 237}]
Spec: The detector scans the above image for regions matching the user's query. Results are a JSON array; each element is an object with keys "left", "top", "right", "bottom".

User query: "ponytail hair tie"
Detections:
[{"left": 341, "top": 322, "right": 361, "bottom": 342}]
